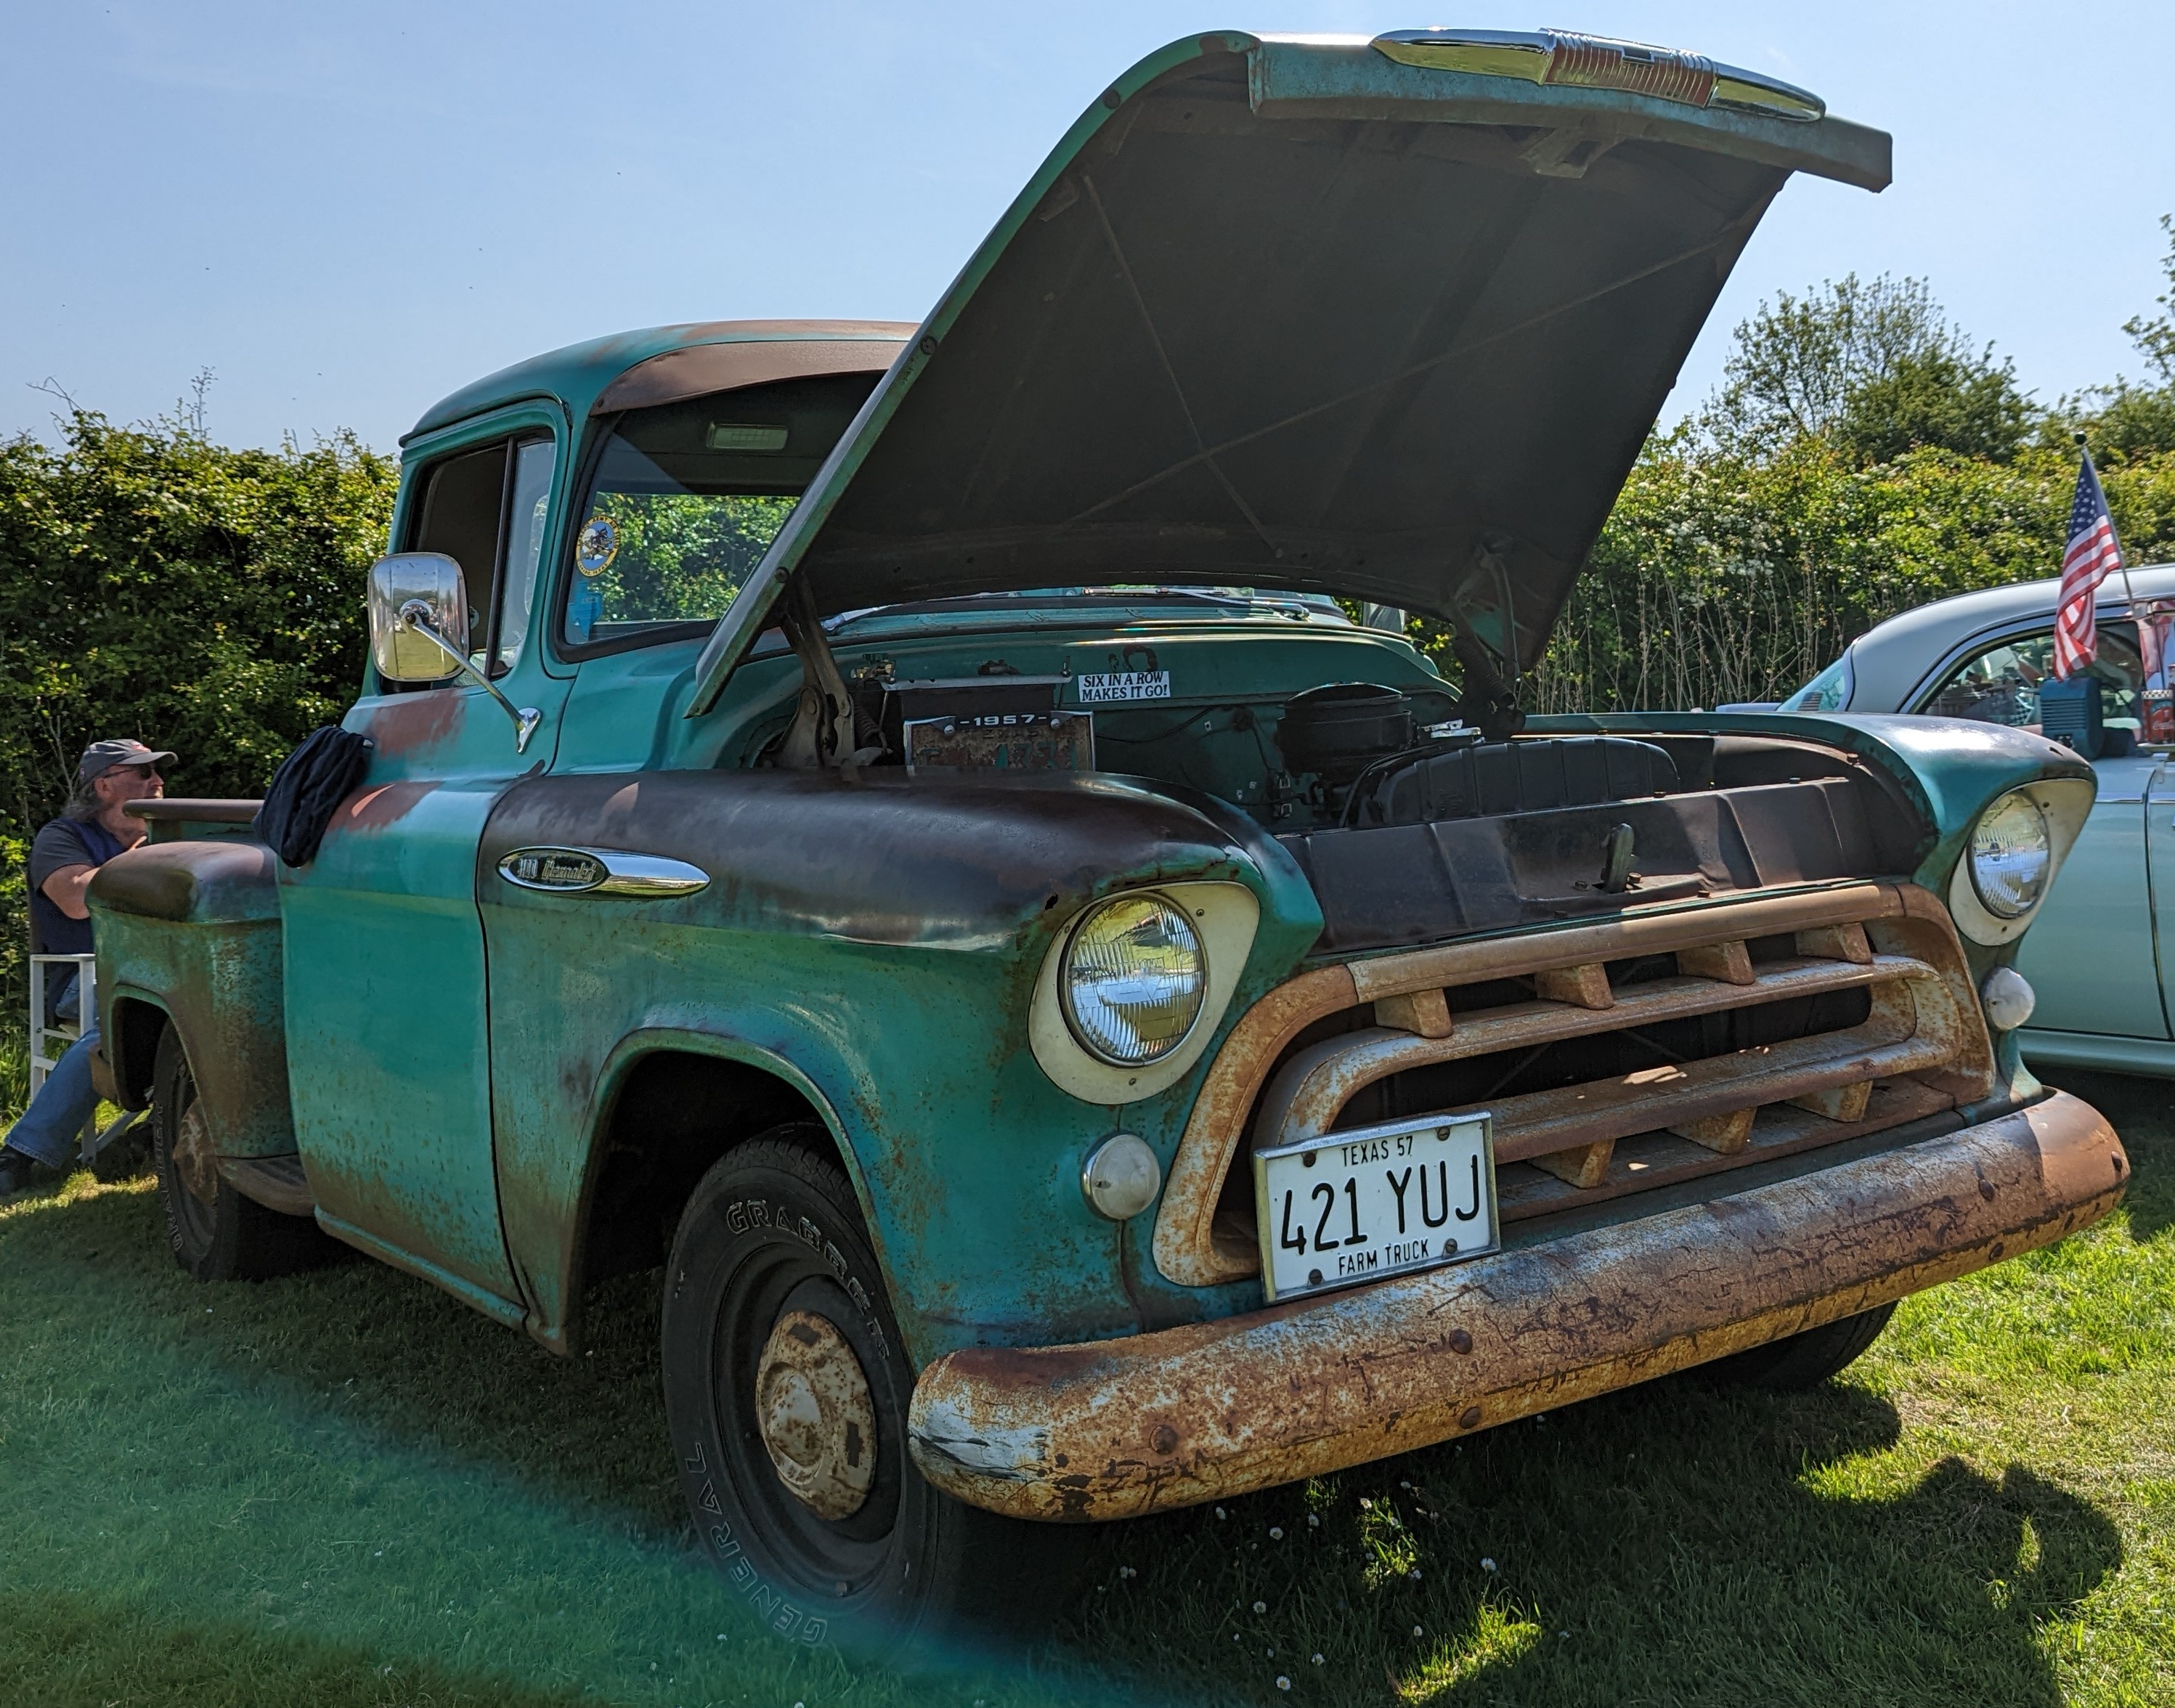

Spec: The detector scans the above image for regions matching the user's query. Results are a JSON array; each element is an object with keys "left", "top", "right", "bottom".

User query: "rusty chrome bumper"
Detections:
[{"left": 908, "top": 1091, "right": 2126, "bottom": 1521}]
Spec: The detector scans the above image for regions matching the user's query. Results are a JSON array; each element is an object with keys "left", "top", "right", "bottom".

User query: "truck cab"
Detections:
[{"left": 86, "top": 27, "right": 2126, "bottom": 1643}]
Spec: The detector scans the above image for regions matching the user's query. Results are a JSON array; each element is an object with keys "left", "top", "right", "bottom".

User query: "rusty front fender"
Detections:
[{"left": 908, "top": 1091, "right": 2126, "bottom": 1521}]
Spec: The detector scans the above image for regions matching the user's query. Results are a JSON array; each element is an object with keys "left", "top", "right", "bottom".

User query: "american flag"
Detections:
[{"left": 2054, "top": 447, "right": 2123, "bottom": 678}]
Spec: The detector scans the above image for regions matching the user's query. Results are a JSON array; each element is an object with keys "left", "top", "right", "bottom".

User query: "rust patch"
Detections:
[
  {"left": 1152, "top": 964, "right": 1357, "bottom": 1287},
  {"left": 913, "top": 1091, "right": 2125, "bottom": 1522},
  {"left": 336, "top": 780, "right": 440, "bottom": 832},
  {"left": 1152, "top": 882, "right": 2002, "bottom": 1291},
  {"left": 359, "top": 691, "right": 463, "bottom": 757}
]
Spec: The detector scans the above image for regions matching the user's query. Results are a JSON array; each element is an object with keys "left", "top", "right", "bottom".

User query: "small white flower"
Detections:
[
  {"left": 1481, "top": 1556, "right": 1497, "bottom": 1572},
  {"left": 1312, "top": 1653, "right": 1325, "bottom": 1666},
  {"left": 1407, "top": 1569, "right": 1423, "bottom": 1582},
  {"left": 1411, "top": 1624, "right": 1424, "bottom": 1638},
  {"left": 1253, "top": 1600, "right": 1268, "bottom": 1614},
  {"left": 1216, "top": 1506, "right": 1227, "bottom": 1519},
  {"left": 1559, "top": 1631, "right": 1570, "bottom": 1638},
  {"left": 1307, "top": 1513, "right": 1321, "bottom": 1528},
  {"left": 1276, "top": 1678, "right": 1291, "bottom": 1692},
  {"left": 1269, "top": 1526, "right": 1284, "bottom": 1540},
  {"left": 1399, "top": 1480, "right": 1412, "bottom": 1490},
  {"left": 1359, "top": 1497, "right": 1373, "bottom": 1510},
  {"left": 1118, "top": 1565, "right": 1137, "bottom": 1578}
]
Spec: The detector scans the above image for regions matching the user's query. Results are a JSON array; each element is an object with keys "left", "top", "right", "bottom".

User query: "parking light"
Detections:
[{"left": 1372, "top": 28, "right": 1825, "bottom": 123}]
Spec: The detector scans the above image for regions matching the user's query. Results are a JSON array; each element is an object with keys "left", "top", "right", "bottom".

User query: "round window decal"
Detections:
[{"left": 576, "top": 515, "right": 619, "bottom": 577}]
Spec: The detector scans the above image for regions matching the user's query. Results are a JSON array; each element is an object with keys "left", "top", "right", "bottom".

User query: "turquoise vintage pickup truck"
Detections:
[{"left": 86, "top": 28, "right": 2127, "bottom": 1640}]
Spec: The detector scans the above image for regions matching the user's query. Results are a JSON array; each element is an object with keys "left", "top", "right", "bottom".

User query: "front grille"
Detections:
[{"left": 1151, "top": 882, "right": 1996, "bottom": 1288}]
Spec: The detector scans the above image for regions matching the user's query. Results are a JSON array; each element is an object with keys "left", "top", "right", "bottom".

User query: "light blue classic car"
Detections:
[{"left": 1783, "top": 564, "right": 2175, "bottom": 1075}]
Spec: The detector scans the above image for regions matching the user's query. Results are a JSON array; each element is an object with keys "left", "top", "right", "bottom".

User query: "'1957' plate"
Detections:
[{"left": 1252, "top": 1113, "right": 1499, "bottom": 1302}]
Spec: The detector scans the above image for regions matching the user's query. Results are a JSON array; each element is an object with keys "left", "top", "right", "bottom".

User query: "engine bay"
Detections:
[{"left": 800, "top": 659, "right": 1919, "bottom": 953}]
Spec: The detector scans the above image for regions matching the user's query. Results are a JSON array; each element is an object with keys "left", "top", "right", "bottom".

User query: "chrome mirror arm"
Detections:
[{"left": 397, "top": 601, "right": 542, "bottom": 753}]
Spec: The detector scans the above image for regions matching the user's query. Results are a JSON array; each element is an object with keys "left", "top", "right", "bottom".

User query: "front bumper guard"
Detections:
[{"left": 908, "top": 1091, "right": 2126, "bottom": 1521}]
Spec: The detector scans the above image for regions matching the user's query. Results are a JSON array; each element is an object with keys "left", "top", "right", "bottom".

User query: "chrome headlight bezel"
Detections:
[
  {"left": 1946, "top": 780, "right": 2093, "bottom": 947},
  {"left": 1058, "top": 893, "right": 1209, "bottom": 1068},
  {"left": 1028, "top": 882, "right": 1261, "bottom": 1105}
]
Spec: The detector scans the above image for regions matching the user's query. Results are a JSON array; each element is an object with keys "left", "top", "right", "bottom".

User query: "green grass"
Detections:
[{"left": 0, "top": 1069, "right": 2168, "bottom": 1707}]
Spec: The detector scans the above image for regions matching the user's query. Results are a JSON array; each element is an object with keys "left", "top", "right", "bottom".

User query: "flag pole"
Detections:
[{"left": 2078, "top": 430, "right": 2140, "bottom": 612}]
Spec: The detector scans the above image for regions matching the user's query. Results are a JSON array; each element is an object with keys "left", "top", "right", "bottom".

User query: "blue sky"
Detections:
[{"left": 4, "top": 1, "right": 2171, "bottom": 452}]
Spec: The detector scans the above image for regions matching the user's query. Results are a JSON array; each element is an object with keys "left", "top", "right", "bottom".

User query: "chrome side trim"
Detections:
[{"left": 496, "top": 846, "right": 709, "bottom": 898}]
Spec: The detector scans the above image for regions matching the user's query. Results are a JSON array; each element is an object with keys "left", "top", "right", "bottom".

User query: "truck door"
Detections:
[{"left": 280, "top": 409, "right": 570, "bottom": 1311}]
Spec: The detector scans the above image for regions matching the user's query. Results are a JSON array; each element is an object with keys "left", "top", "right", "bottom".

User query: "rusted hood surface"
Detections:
[
  {"left": 694, "top": 30, "right": 1889, "bottom": 706},
  {"left": 478, "top": 770, "right": 1273, "bottom": 950}
]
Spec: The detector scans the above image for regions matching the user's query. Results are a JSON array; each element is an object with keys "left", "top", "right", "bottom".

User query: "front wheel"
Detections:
[
  {"left": 151, "top": 1025, "right": 328, "bottom": 1282},
  {"left": 1712, "top": 1302, "right": 1897, "bottom": 1390},
  {"left": 660, "top": 1129, "right": 1067, "bottom": 1645}
]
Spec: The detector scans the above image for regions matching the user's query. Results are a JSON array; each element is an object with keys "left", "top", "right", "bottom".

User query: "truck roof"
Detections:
[{"left": 404, "top": 319, "right": 916, "bottom": 445}]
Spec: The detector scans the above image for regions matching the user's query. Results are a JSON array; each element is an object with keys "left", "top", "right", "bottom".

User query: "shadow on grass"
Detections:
[
  {"left": 0, "top": 1160, "right": 2137, "bottom": 1707},
  {"left": 1054, "top": 1376, "right": 2123, "bottom": 1707},
  {"left": 2038, "top": 1068, "right": 2175, "bottom": 1240}
]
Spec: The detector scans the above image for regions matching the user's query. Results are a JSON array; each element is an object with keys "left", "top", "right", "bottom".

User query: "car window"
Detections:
[
  {"left": 1783, "top": 651, "right": 1853, "bottom": 712},
  {"left": 404, "top": 431, "right": 558, "bottom": 678},
  {"left": 1917, "top": 623, "right": 2144, "bottom": 730},
  {"left": 495, "top": 438, "right": 556, "bottom": 672},
  {"left": 407, "top": 443, "right": 508, "bottom": 651},
  {"left": 561, "top": 373, "right": 879, "bottom": 654}
]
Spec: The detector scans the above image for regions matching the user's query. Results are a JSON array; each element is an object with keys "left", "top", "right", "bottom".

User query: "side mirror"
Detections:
[
  {"left": 365, "top": 552, "right": 541, "bottom": 753},
  {"left": 368, "top": 553, "right": 469, "bottom": 684}
]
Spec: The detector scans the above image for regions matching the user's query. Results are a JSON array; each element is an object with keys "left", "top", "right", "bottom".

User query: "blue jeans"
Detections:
[{"left": 7, "top": 1026, "right": 101, "bottom": 1169}]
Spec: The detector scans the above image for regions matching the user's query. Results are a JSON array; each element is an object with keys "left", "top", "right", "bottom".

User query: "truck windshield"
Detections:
[{"left": 562, "top": 373, "right": 879, "bottom": 653}]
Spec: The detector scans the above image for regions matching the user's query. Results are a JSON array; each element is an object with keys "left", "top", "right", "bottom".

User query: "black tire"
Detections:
[
  {"left": 151, "top": 1024, "right": 328, "bottom": 1282},
  {"left": 661, "top": 1128, "right": 1070, "bottom": 1647},
  {"left": 1712, "top": 1303, "right": 1898, "bottom": 1391}
]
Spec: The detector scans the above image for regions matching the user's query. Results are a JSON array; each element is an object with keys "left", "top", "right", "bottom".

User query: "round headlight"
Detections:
[
  {"left": 1969, "top": 793, "right": 2052, "bottom": 919},
  {"left": 1060, "top": 895, "right": 1207, "bottom": 1068}
]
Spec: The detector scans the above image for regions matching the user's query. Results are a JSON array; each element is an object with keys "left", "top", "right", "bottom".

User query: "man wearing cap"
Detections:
[{"left": 0, "top": 739, "right": 174, "bottom": 1195}]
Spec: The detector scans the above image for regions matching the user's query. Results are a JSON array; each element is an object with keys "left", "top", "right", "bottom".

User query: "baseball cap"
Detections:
[{"left": 78, "top": 739, "right": 177, "bottom": 783}]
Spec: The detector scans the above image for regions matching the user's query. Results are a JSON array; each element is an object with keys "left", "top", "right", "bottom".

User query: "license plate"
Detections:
[
  {"left": 1253, "top": 1113, "right": 1498, "bottom": 1301},
  {"left": 903, "top": 709, "right": 1094, "bottom": 774}
]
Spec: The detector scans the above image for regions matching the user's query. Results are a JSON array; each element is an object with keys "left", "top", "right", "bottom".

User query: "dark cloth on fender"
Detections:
[{"left": 255, "top": 727, "right": 375, "bottom": 868}]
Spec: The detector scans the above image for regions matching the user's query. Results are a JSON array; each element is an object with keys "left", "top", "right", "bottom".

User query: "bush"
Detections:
[{"left": 0, "top": 410, "right": 395, "bottom": 1022}]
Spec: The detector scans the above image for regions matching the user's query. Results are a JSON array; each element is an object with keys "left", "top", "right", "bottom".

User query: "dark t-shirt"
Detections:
[{"left": 28, "top": 816, "right": 125, "bottom": 959}]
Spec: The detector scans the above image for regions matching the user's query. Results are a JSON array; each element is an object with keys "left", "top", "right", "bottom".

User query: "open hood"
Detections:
[{"left": 692, "top": 28, "right": 1887, "bottom": 710}]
